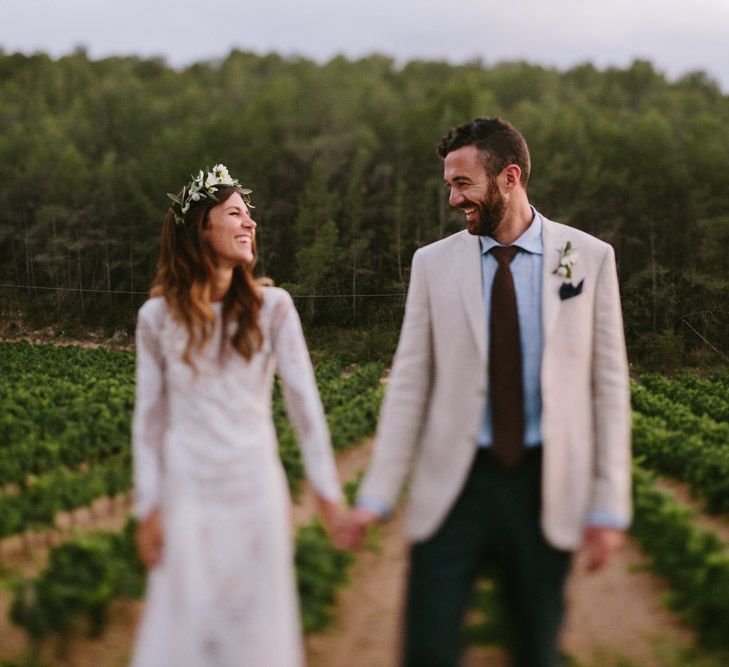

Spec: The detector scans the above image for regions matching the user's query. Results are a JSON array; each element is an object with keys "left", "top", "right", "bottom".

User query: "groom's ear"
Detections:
[{"left": 501, "top": 165, "right": 521, "bottom": 192}]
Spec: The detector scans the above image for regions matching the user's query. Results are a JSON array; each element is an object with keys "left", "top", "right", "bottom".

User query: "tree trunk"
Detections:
[{"left": 650, "top": 224, "right": 657, "bottom": 331}]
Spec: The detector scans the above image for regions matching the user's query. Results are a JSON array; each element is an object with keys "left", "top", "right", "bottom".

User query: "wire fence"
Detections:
[
  {"left": 0, "top": 282, "right": 408, "bottom": 335},
  {"left": 0, "top": 283, "right": 407, "bottom": 299}
]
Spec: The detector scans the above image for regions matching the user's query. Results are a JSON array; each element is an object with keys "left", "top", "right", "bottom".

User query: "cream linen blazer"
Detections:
[{"left": 358, "top": 217, "right": 632, "bottom": 550}]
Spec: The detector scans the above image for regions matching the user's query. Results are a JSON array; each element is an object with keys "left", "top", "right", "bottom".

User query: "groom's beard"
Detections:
[{"left": 464, "top": 181, "right": 506, "bottom": 237}]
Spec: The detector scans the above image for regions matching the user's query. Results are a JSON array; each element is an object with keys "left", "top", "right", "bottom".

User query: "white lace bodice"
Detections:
[{"left": 132, "top": 287, "right": 342, "bottom": 520}]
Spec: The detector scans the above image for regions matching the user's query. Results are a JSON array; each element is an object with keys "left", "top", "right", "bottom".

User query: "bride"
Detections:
[{"left": 130, "top": 164, "right": 345, "bottom": 666}]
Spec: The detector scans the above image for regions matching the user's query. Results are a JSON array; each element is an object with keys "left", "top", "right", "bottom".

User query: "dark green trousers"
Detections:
[{"left": 403, "top": 448, "right": 572, "bottom": 667}]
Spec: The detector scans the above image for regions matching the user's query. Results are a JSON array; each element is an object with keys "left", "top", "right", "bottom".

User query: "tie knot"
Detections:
[{"left": 491, "top": 245, "right": 520, "bottom": 266}]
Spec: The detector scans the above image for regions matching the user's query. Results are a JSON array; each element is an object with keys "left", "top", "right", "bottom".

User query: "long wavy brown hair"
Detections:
[{"left": 150, "top": 185, "right": 263, "bottom": 365}]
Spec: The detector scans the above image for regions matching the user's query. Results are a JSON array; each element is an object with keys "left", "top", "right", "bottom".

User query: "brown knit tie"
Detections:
[{"left": 489, "top": 246, "right": 525, "bottom": 468}]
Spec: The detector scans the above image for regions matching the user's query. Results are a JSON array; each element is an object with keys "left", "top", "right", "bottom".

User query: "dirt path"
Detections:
[
  {"left": 656, "top": 477, "right": 729, "bottom": 546},
  {"left": 305, "top": 504, "right": 409, "bottom": 667},
  {"left": 307, "top": 536, "right": 692, "bottom": 667},
  {"left": 304, "top": 528, "right": 695, "bottom": 667},
  {"left": 561, "top": 541, "right": 694, "bottom": 666},
  {"left": 304, "top": 440, "right": 698, "bottom": 667}
]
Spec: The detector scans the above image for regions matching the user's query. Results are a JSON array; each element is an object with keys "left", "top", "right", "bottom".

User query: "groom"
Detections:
[{"left": 348, "top": 118, "right": 632, "bottom": 666}]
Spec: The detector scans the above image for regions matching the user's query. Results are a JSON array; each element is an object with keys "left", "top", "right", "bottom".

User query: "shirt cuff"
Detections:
[
  {"left": 357, "top": 497, "right": 392, "bottom": 520},
  {"left": 586, "top": 510, "right": 630, "bottom": 530}
]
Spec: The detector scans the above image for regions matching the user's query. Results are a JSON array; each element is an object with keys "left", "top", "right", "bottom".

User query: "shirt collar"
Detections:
[{"left": 479, "top": 207, "right": 543, "bottom": 256}]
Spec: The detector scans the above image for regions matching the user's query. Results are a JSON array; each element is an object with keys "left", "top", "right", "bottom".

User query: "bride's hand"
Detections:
[
  {"left": 314, "top": 495, "right": 353, "bottom": 550},
  {"left": 136, "top": 507, "right": 164, "bottom": 568}
]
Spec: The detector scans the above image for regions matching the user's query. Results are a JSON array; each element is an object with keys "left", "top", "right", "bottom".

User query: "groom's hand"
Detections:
[
  {"left": 136, "top": 507, "right": 164, "bottom": 568},
  {"left": 580, "top": 525, "right": 624, "bottom": 572}
]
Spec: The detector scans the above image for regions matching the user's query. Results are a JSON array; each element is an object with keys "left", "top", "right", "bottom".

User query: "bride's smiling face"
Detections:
[{"left": 204, "top": 191, "right": 256, "bottom": 268}]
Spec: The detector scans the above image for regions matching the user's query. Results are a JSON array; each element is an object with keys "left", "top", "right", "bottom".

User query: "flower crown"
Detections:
[{"left": 166, "top": 164, "right": 253, "bottom": 224}]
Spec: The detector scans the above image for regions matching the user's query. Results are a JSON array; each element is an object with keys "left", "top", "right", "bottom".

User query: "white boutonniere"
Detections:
[
  {"left": 553, "top": 241, "right": 578, "bottom": 283},
  {"left": 553, "top": 241, "right": 584, "bottom": 300}
]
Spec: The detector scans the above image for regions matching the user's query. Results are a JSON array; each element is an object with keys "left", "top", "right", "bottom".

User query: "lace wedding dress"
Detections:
[{"left": 129, "top": 287, "right": 342, "bottom": 667}]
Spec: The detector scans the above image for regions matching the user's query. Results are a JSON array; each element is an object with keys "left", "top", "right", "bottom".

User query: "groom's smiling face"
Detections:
[{"left": 443, "top": 145, "right": 506, "bottom": 237}]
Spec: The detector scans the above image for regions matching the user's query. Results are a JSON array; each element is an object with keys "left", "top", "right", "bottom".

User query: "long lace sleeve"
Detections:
[
  {"left": 132, "top": 301, "right": 168, "bottom": 520},
  {"left": 270, "top": 291, "right": 342, "bottom": 503}
]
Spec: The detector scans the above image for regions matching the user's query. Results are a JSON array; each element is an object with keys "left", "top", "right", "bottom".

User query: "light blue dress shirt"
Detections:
[
  {"left": 478, "top": 209, "right": 627, "bottom": 530},
  {"left": 478, "top": 209, "right": 543, "bottom": 448}
]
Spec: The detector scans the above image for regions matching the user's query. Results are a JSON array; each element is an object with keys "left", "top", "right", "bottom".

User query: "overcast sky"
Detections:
[{"left": 2, "top": 0, "right": 728, "bottom": 91}]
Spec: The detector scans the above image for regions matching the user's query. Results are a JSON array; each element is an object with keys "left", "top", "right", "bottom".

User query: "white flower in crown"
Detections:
[
  {"left": 553, "top": 241, "right": 578, "bottom": 282},
  {"left": 213, "top": 164, "right": 233, "bottom": 183},
  {"left": 205, "top": 164, "right": 235, "bottom": 190}
]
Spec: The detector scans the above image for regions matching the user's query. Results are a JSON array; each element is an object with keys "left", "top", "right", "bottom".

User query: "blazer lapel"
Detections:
[
  {"left": 453, "top": 233, "right": 487, "bottom": 362},
  {"left": 542, "top": 217, "right": 565, "bottom": 348}
]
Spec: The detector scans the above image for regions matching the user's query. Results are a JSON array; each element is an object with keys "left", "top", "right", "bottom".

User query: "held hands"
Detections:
[
  {"left": 335, "top": 508, "right": 380, "bottom": 551},
  {"left": 580, "top": 525, "right": 625, "bottom": 572},
  {"left": 315, "top": 495, "right": 379, "bottom": 551},
  {"left": 136, "top": 498, "right": 378, "bottom": 567},
  {"left": 136, "top": 507, "right": 164, "bottom": 568}
]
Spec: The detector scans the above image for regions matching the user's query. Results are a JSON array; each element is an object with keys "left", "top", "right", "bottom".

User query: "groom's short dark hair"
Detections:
[{"left": 437, "top": 117, "right": 531, "bottom": 187}]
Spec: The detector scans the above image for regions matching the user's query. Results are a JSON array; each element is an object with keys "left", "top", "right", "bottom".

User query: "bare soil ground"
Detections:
[
  {"left": 655, "top": 477, "right": 729, "bottom": 546},
  {"left": 0, "top": 328, "right": 133, "bottom": 351},
  {"left": 304, "top": 441, "right": 699, "bottom": 667},
  {"left": 0, "top": 439, "right": 711, "bottom": 667},
  {"left": 303, "top": 500, "right": 696, "bottom": 667}
]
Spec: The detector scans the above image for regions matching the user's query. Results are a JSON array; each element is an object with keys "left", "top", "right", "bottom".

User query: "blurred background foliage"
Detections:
[{"left": 1, "top": 49, "right": 728, "bottom": 368}]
